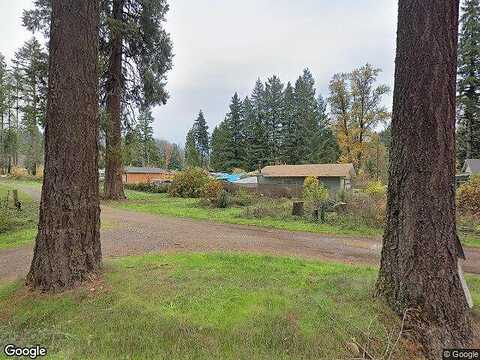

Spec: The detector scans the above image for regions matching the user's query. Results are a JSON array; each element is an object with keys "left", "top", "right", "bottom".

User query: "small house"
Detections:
[
  {"left": 122, "top": 167, "right": 173, "bottom": 184},
  {"left": 257, "top": 164, "right": 355, "bottom": 197}
]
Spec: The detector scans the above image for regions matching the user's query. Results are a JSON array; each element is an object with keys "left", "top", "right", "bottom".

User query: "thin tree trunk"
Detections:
[
  {"left": 376, "top": 0, "right": 473, "bottom": 356},
  {"left": 104, "top": 0, "right": 126, "bottom": 200},
  {"left": 27, "top": 0, "right": 101, "bottom": 291}
]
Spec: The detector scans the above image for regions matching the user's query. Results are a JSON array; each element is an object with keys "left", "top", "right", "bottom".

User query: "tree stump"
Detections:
[
  {"left": 12, "top": 190, "right": 21, "bottom": 210},
  {"left": 292, "top": 201, "right": 304, "bottom": 216}
]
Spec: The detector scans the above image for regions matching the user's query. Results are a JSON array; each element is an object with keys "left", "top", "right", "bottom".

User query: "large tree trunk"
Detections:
[
  {"left": 376, "top": 0, "right": 473, "bottom": 356},
  {"left": 104, "top": 0, "right": 126, "bottom": 200},
  {"left": 27, "top": 0, "right": 101, "bottom": 291}
]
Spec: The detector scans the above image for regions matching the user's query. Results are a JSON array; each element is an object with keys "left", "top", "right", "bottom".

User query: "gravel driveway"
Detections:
[{"left": 1, "top": 185, "right": 479, "bottom": 283}]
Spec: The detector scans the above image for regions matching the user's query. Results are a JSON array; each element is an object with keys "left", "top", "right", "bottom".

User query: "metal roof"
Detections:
[
  {"left": 124, "top": 166, "right": 170, "bottom": 174},
  {"left": 260, "top": 164, "right": 355, "bottom": 178}
]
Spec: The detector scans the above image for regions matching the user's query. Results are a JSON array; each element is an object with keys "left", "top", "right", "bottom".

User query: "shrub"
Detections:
[
  {"left": 169, "top": 167, "right": 210, "bottom": 198},
  {"left": 364, "top": 180, "right": 386, "bottom": 199},
  {"left": 339, "top": 192, "right": 386, "bottom": 228},
  {"left": 10, "top": 167, "right": 29, "bottom": 179},
  {"left": 125, "top": 182, "right": 170, "bottom": 194},
  {"left": 216, "top": 190, "right": 230, "bottom": 209},
  {"left": 303, "top": 176, "right": 329, "bottom": 208},
  {"left": 202, "top": 179, "right": 224, "bottom": 204},
  {"left": 457, "top": 175, "right": 480, "bottom": 215},
  {"left": 231, "top": 188, "right": 256, "bottom": 207}
]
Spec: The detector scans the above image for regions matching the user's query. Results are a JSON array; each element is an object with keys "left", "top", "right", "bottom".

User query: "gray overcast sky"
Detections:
[{"left": 0, "top": 0, "right": 398, "bottom": 144}]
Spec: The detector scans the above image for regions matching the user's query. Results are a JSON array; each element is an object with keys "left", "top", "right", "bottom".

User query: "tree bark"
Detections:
[
  {"left": 26, "top": 0, "right": 101, "bottom": 291},
  {"left": 376, "top": 0, "right": 473, "bottom": 356},
  {"left": 104, "top": 0, "right": 126, "bottom": 200}
]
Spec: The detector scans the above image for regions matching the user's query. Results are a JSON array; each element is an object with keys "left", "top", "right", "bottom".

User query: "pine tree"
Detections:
[
  {"left": 457, "top": 0, "right": 480, "bottom": 166},
  {"left": 264, "top": 76, "right": 284, "bottom": 164},
  {"left": 245, "top": 80, "right": 269, "bottom": 170},
  {"left": 279, "top": 82, "right": 299, "bottom": 164},
  {"left": 12, "top": 38, "right": 48, "bottom": 175},
  {"left": 210, "top": 121, "right": 233, "bottom": 171},
  {"left": 294, "top": 69, "right": 320, "bottom": 163},
  {"left": 193, "top": 110, "right": 209, "bottom": 168},
  {"left": 311, "top": 95, "right": 340, "bottom": 163},
  {"left": 185, "top": 128, "right": 200, "bottom": 168},
  {"left": 136, "top": 108, "right": 156, "bottom": 166},
  {"left": 23, "top": 0, "right": 174, "bottom": 199},
  {"left": 224, "top": 93, "right": 245, "bottom": 169}
]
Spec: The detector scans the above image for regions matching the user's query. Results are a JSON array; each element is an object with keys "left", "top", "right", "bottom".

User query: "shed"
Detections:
[
  {"left": 123, "top": 166, "right": 173, "bottom": 184},
  {"left": 257, "top": 164, "right": 355, "bottom": 196}
]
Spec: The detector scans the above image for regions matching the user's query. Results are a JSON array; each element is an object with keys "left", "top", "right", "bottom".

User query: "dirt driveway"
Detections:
[{"left": 1, "top": 185, "right": 479, "bottom": 283}]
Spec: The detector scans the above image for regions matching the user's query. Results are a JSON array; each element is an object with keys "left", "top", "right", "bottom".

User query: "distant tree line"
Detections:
[
  {"left": 457, "top": 0, "right": 480, "bottom": 167},
  {"left": 185, "top": 66, "right": 391, "bottom": 179},
  {"left": 0, "top": 38, "right": 48, "bottom": 175}
]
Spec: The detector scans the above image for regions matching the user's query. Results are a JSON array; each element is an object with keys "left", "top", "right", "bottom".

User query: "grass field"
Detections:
[
  {"left": 109, "top": 191, "right": 383, "bottom": 237},
  {"left": 2, "top": 253, "right": 477, "bottom": 359}
]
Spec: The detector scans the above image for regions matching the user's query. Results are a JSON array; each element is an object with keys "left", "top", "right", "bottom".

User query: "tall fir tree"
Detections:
[
  {"left": 224, "top": 93, "right": 245, "bottom": 169},
  {"left": 210, "top": 121, "right": 233, "bottom": 171},
  {"left": 280, "top": 82, "right": 298, "bottom": 164},
  {"left": 457, "top": 0, "right": 480, "bottom": 166},
  {"left": 24, "top": 0, "right": 174, "bottom": 199},
  {"left": 136, "top": 108, "right": 156, "bottom": 166},
  {"left": 264, "top": 76, "right": 284, "bottom": 164},
  {"left": 311, "top": 95, "right": 340, "bottom": 163},
  {"left": 246, "top": 79, "right": 269, "bottom": 169},
  {"left": 12, "top": 38, "right": 48, "bottom": 175},
  {"left": 193, "top": 110, "right": 209, "bottom": 168},
  {"left": 184, "top": 128, "right": 200, "bottom": 168},
  {"left": 294, "top": 69, "right": 320, "bottom": 163}
]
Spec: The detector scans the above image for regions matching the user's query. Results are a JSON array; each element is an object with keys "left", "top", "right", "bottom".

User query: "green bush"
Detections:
[
  {"left": 125, "top": 182, "right": 170, "bottom": 194},
  {"left": 169, "top": 168, "right": 210, "bottom": 198},
  {"left": 202, "top": 179, "right": 224, "bottom": 204},
  {"left": 303, "top": 176, "right": 329, "bottom": 209},
  {"left": 231, "top": 188, "right": 256, "bottom": 207},
  {"left": 364, "top": 180, "right": 386, "bottom": 199},
  {"left": 216, "top": 190, "right": 230, "bottom": 209},
  {"left": 457, "top": 175, "right": 480, "bottom": 215}
]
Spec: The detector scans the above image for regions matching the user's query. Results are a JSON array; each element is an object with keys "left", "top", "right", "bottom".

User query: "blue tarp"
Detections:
[{"left": 213, "top": 173, "right": 242, "bottom": 183}]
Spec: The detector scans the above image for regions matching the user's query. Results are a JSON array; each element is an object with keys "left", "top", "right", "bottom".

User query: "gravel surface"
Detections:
[{"left": 1, "top": 185, "right": 479, "bottom": 283}]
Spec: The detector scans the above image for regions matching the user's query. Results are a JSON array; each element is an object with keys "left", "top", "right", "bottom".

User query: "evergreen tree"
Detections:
[
  {"left": 136, "top": 108, "right": 156, "bottom": 166},
  {"left": 23, "top": 0, "right": 174, "bottom": 199},
  {"left": 457, "top": 0, "right": 480, "bottom": 166},
  {"left": 264, "top": 76, "right": 284, "bottom": 164},
  {"left": 210, "top": 121, "right": 233, "bottom": 171},
  {"left": 279, "top": 82, "right": 298, "bottom": 164},
  {"left": 311, "top": 95, "right": 340, "bottom": 163},
  {"left": 169, "top": 143, "right": 184, "bottom": 170},
  {"left": 12, "top": 38, "right": 48, "bottom": 175},
  {"left": 246, "top": 80, "right": 269, "bottom": 169},
  {"left": 224, "top": 93, "right": 245, "bottom": 169},
  {"left": 294, "top": 69, "right": 320, "bottom": 163},
  {"left": 185, "top": 128, "right": 200, "bottom": 168},
  {"left": 193, "top": 110, "right": 209, "bottom": 168}
]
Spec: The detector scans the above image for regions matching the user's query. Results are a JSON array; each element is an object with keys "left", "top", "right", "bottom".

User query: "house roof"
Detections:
[
  {"left": 260, "top": 164, "right": 355, "bottom": 178},
  {"left": 462, "top": 159, "right": 480, "bottom": 175},
  {"left": 124, "top": 166, "right": 169, "bottom": 174}
]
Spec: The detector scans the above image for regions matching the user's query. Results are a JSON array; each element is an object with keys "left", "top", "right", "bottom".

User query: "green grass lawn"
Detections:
[
  {"left": 0, "top": 183, "right": 38, "bottom": 250},
  {"left": 109, "top": 191, "right": 382, "bottom": 237},
  {"left": 3, "top": 253, "right": 476, "bottom": 359}
]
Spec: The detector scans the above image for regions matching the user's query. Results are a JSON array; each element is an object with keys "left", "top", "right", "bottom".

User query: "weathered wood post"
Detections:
[
  {"left": 292, "top": 201, "right": 304, "bottom": 216},
  {"left": 12, "top": 190, "right": 21, "bottom": 210}
]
